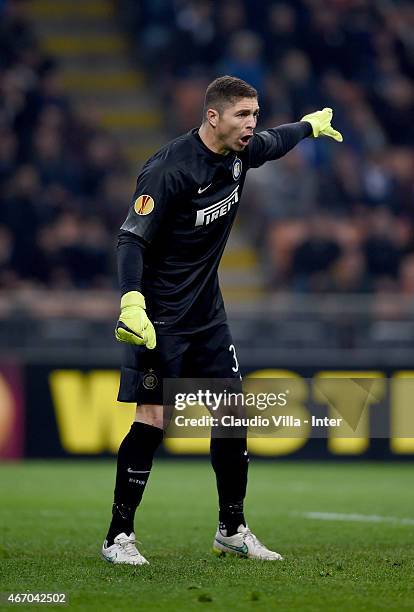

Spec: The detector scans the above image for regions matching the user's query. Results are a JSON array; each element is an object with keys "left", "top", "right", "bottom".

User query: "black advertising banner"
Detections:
[
  {"left": 21, "top": 363, "right": 414, "bottom": 459},
  {"left": 24, "top": 365, "right": 135, "bottom": 458}
]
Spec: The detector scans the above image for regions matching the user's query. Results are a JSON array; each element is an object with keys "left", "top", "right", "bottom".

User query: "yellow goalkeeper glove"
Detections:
[
  {"left": 301, "top": 107, "right": 343, "bottom": 142},
  {"left": 115, "top": 291, "right": 156, "bottom": 349}
]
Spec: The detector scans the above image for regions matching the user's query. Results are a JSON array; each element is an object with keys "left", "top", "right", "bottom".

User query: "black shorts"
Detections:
[{"left": 117, "top": 323, "right": 241, "bottom": 405}]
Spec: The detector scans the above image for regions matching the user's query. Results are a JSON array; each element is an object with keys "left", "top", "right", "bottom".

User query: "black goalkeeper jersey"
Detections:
[{"left": 120, "top": 123, "right": 311, "bottom": 334}]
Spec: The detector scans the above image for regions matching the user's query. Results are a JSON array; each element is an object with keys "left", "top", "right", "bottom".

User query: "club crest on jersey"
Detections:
[
  {"left": 134, "top": 194, "right": 154, "bottom": 216},
  {"left": 232, "top": 157, "right": 242, "bottom": 180},
  {"left": 195, "top": 185, "right": 239, "bottom": 227}
]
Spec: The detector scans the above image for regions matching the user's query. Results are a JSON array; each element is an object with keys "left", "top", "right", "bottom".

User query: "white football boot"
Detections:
[
  {"left": 213, "top": 525, "right": 283, "bottom": 561},
  {"left": 101, "top": 532, "right": 148, "bottom": 565}
]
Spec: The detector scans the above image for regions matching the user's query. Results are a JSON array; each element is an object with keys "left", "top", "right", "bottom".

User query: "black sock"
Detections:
[
  {"left": 210, "top": 433, "right": 248, "bottom": 536},
  {"left": 106, "top": 421, "right": 163, "bottom": 545}
]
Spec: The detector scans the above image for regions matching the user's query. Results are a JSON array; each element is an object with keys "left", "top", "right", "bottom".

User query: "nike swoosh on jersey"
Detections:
[{"left": 197, "top": 183, "right": 212, "bottom": 194}]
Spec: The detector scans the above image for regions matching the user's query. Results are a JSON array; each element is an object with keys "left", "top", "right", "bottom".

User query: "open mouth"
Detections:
[{"left": 239, "top": 134, "right": 253, "bottom": 145}]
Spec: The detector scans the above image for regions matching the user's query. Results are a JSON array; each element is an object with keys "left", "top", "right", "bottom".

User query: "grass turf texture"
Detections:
[{"left": 0, "top": 461, "right": 413, "bottom": 611}]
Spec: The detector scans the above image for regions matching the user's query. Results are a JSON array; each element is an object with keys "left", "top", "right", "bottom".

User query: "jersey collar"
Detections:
[{"left": 191, "top": 128, "right": 235, "bottom": 164}]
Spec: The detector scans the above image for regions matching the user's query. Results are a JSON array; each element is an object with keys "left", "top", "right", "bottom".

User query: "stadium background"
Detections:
[{"left": 1, "top": 0, "right": 414, "bottom": 461}]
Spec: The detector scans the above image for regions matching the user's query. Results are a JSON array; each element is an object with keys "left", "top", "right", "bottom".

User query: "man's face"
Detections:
[{"left": 212, "top": 97, "right": 259, "bottom": 153}]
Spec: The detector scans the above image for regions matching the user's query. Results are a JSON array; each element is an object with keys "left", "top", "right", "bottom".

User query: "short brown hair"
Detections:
[{"left": 203, "top": 75, "right": 258, "bottom": 119}]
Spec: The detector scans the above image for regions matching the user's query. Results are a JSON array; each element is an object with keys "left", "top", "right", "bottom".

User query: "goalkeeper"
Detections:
[{"left": 101, "top": 76, "right": 342, "bottom": 565}]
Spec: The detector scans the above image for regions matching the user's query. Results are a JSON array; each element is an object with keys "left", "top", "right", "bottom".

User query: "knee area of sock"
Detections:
[
  {"left": 211, "top": 436, "right": 247, "bottom": 452},
  {"left": 118, "top": 421, "right": 164, "bottom": 455},
  {"left": 210, "top": 441, "right": 248, "bottom": 468}
]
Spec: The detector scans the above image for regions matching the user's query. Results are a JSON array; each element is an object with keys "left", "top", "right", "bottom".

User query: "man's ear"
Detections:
[{"left": 207, "top": 108, "right": 219, "bottom": 128}]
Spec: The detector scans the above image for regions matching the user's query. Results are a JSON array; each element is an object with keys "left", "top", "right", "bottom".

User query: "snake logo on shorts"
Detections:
[{"left": 143, "top": 370, "right": 158, "bottom": 389}]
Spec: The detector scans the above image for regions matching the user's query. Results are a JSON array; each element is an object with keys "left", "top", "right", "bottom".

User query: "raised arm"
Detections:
[{"left": 248, "top": 108, "right": 342, "bottom": 168}]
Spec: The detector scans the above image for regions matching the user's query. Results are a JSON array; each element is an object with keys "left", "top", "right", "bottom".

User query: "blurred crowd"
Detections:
[
  {"left": 122, "top": 0, "right": 414, "bottom": 295},
  {"left": 0, "top": 0, "right": 130, "bottom": 291},
  {"left": 1, "top": 0, "right": 414, "bottom": 296}
]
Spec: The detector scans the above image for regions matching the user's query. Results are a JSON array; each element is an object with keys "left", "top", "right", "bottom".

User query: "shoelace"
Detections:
[
  {"left": 239, "top": 527, "right": 268, "bottom": 552},
  {"left": 120, "top": 538, "right": 140, "bottom": 557}
]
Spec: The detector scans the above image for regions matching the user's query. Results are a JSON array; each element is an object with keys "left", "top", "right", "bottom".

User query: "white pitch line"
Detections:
[{"left": 293, "top": 511, "right": 414, "bottom": 526}]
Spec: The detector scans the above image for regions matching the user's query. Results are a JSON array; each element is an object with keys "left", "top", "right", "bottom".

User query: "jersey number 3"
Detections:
[{"left": 229, "top": 344, "right": 239, "bottom": 373}]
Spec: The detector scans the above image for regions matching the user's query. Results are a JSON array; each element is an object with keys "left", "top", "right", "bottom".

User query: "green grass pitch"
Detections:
[{"left": 1, "top": 460, "right": 413, "bottom": 611}]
